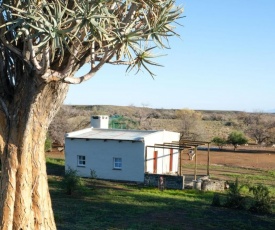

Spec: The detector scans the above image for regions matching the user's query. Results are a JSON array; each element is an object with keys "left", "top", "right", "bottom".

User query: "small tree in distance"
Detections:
[
  {"left": 211, "top": 136, "right": 227, "bottom": 150},
  {"left": 176, "top": 109, "right": 202, "bottom": 140},
  {"left": 227, "top": 131, "right": 248, "bottom": 151}
]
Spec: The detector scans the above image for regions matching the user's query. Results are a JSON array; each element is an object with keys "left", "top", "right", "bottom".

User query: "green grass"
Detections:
[{"left": 47, "top": 158, "right": 275, "bottom": 230}]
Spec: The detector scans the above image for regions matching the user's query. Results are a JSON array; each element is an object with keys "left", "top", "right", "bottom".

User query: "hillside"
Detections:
[{"left": 49, "top": 105, "right": 275, "bottom": 144}]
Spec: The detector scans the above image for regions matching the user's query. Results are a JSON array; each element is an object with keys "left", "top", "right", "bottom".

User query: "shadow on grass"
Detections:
[
  {"left": 50, "top": 179, "right": 275, "bottom": 230},
  {"left": 46, "top": 158, "right": 65, "bottom": 176},
  {"left": 44, "top": 158, "right": 275, "bottom": 229}
]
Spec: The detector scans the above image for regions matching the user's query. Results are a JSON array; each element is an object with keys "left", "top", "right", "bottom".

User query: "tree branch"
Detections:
[
  {"left": 107, "top": 60, "right": 136, "bottom": 65},
  {"left": 63, "top": 49, "right": 116, "bottom": 84},
  {"left": 123, "top": 3, "right": 138, "bottom": 24},
  {"left": 37, "top": 43, "right": 50, "bottom": 75}
]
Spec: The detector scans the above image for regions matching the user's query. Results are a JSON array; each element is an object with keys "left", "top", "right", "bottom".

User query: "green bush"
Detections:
[
  {"left": 249, "top": 184, "right": 272, "bottom": 214},
  {"left": 45, "top": 135, "right": 52, "bottom": 152},
  {"left": 214, "top": 180, "right": 273, "bottom": 215},
  {"left": 61, "top": 168, "right": 83, "bottom": 195},
  {"left": 225, "top": 178, "right": 246, "bottom": 210},
  {"left": 211, "top": 136, "right": 227, "bottom": 149},
  {"left": 227, "top": 131, "right": 248, "bottom": 151}
]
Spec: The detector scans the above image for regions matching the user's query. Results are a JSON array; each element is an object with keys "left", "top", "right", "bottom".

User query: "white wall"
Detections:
[
  {"left": 144, "top": 131, "right": 180, "bottom": 174},
  {"left": 65, "top": 138, "right": 145, "bottom": 182}
]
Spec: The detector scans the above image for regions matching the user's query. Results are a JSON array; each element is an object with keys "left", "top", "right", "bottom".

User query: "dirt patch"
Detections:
[
  {"left": 182, "top": 146, "right": 275, "bottom": 170},
  {"left": 46, "top": 148, "right": 65, "bottom": 159},
  {"left": 179, "top": 146, "right": 275, "bottom": 185}
]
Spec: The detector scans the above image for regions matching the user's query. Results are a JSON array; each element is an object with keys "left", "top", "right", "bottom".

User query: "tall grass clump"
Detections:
[{"left": 224, "top": 178, "right": 246, "bottom": 210}]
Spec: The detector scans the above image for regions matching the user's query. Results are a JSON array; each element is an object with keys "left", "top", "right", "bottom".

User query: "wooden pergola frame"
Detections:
[
  {"left": 145, "top": 139, "right": 211, "bottom": 180},
  {"left": 178, "top": 140, "right": 211, "bottom": 180}
]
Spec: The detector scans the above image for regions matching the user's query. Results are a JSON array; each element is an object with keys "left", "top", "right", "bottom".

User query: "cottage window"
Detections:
[
  {"left": 77, "top": 155, "right": 86, "bottom": 167},
  {"left": 113, "top": 157, "right": 122, "bottom": 170}
]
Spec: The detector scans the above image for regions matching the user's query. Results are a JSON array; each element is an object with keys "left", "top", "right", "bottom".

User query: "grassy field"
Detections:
[{"left": 46, "top": 158, "right": 275, "bottom": 230}]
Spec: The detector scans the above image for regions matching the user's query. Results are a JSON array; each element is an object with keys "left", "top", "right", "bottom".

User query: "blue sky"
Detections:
[{"left": 64, "top": 0, "right": 275, "bottom": 112}]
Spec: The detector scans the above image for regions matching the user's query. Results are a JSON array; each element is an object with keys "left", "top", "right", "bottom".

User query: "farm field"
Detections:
[
  {"left": 180, "top": 146, "right": 275, "bottom": 187},
  {"left": 46, "top": 146, "right": 275, "bottom": 230},
  {"left": 195, "top": 146, "right": 275, "bottom": 170}
]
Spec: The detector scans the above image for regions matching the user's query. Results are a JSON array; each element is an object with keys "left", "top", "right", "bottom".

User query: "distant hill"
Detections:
[{"left": 49, "top": 105, "right": 275, "bottom": 144}]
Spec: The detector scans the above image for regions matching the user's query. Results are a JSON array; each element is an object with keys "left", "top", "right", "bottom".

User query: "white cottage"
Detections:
[{"left": 65, "top": 115, "right": 180, "bottom": 182}]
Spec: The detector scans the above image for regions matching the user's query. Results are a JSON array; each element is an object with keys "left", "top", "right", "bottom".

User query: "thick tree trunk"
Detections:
[{"left": 0, "top": 80, "right": 69, "bottom": 229}]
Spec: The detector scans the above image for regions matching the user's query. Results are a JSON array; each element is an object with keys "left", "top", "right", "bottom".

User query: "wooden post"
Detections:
[
  {"left": 179, "top": 148, "right": 182, "bottom": 176},
  {"left": 145, "top": 146, "right": 148, "bottom": 172},
  {"left": 207, "top": 143, "right": 210, "bottom": 176},
  {"left": 194, "top": 146, "right": 197, "bottom": 180}
]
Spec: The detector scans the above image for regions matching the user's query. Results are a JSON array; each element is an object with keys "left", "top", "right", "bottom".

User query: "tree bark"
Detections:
[{"left": 0, "top": 78, "right": 69, "bottom": 229}]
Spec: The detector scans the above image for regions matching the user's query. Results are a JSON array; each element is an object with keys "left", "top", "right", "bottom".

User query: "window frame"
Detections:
[
  {"left": 113, "top": 157, "right": 122, "bottom": 170},
  {"left": 77, "top": 155, "right": 86, "bottom": 167}
]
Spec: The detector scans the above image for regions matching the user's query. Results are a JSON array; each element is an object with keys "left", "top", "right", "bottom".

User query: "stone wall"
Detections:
[
  {"left": 144, "top": 173, "right": 185, "bottom": 190},
  {"left": 201, "top": 179, "right": 226, "bottom": 191}
]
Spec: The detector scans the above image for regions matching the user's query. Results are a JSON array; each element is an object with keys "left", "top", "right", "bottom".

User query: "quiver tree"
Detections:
[{"left": 0, "top": 0, "right": 182, "bottom": 229}]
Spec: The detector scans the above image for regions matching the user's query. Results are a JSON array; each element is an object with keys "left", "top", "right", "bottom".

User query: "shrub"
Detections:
[
  {"left": 90, "top": 169, "right": 97, "bottom": 179},
  {"left": 45, "top": 135, "right": 52, "bottom": 152},
  {"left": 225, "top": 178, "right": 246, "bottom": 210},
  {"left": 225, "top": 121, "right": 234, "bottom": 126},
  {"left": 61, "top": 168, "right": 83, "bottom": 195},
  {"left": 249, "top": 185, "right": 272, "bottom": 214}
]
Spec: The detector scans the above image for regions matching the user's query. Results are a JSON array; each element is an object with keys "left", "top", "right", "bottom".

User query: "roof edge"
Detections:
[{"left": 65, "top": 128, "right": 93, "bottom": 138}]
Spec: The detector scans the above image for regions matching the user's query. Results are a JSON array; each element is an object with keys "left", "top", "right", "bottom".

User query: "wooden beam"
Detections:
[
  {"left": 180, "top": 139, "right": 211, "bottom": 145},
  {"left": 207, "top": 143, "right": 210, "bottom": 176},
  {"left": 145, "top": 146, "right": 148, "bottom": 172},
  {"left": 194, "top": 146, "right": 197, "bottom": 180},
  {"left": 179, "top": 149, "right": 182, "bottom": 176}
]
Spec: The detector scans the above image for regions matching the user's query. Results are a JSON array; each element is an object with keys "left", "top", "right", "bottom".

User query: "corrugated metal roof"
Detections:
[{"left": 66, "top": 128, "right": 159, "bottom": 141}]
